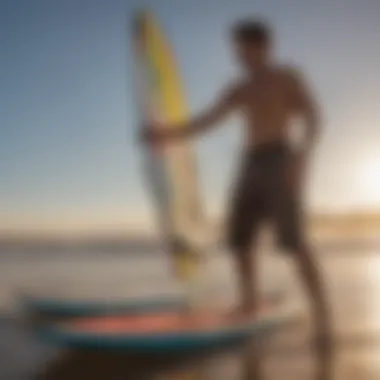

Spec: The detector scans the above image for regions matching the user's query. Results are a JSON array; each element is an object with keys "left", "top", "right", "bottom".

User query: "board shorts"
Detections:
[{"left": 227, "top": 141, "right": 305, "bottom": 253}]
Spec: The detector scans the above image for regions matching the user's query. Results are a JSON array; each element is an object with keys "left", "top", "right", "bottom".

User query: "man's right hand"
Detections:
[
  {"left": 140, "top": 127, "right": 158, "bottom": 143},
  {"left": 140, "top": 124, "right": 168, "bottom": 144}
]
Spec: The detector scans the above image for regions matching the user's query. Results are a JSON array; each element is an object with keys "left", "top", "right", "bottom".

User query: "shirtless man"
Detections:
[{"left": 145, "top": 19, "right": 330, "bottom": 343}]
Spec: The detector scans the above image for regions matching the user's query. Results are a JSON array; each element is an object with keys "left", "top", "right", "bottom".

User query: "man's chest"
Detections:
[{"left": 241, "top": 77, "right": 291, "bottom": 112}]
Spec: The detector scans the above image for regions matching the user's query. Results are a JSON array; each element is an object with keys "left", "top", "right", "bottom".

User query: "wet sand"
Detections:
[{"left": 1, "top": 248, "right": 380, "bottom": 379}]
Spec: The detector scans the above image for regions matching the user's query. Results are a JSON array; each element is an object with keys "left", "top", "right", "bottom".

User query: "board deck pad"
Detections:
[{"left": 132, "top": 10, "right": 206, "bottom": 287}]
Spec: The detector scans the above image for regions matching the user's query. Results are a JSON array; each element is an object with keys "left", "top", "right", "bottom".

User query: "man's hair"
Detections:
[{"left": 232, "top": 19, "right": 272, "bottom": 46}]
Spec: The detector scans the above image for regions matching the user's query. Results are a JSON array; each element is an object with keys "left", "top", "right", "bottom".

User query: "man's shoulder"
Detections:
[
  {"left": 220, "top": 78, "right": 246, "bottom": 102},
  {"left": 275, "top": 62, "right": 305, "bottom": 81},
  {"left": 224, "top": 77, "right": 247, "bottom": 92}
]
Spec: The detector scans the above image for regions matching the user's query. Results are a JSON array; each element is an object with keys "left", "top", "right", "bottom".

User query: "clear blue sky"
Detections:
[{"left": 1, "top": 0, "right": 380, "bottom": 233}]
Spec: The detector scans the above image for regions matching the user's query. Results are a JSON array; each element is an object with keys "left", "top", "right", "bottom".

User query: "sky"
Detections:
[{"left": 1, "top": 0, "right": 380, "bottom": 234}]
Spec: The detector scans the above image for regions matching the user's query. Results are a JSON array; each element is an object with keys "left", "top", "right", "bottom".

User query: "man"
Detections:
[{"left": 144, "top": 19, "right": 330, "bottom": 345}]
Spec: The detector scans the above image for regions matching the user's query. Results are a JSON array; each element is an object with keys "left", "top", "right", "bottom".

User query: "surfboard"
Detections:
[
  {"left": 132, "top": 11, "right": 205, "bottom": 291},
  {"left": 33, "top": 298, "right": 300, "bottom": 351}
]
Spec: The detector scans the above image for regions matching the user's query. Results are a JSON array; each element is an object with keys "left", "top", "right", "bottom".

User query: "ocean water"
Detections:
[{"left": 0, "top": 243, "right": 294, "bottom": 312}]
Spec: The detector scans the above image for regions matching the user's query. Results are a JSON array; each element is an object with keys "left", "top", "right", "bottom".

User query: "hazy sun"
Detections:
[{"left": 358, "top": 158, "right": 380, "bottom": 206}]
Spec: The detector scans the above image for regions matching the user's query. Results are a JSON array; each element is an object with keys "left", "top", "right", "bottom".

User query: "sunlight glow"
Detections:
[{"left": 357, "top": 156, "right": 380, "bottom": 206}]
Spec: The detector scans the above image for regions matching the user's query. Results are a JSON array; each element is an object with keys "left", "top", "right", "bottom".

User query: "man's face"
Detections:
[{"left": 234, "top": 39, "right": 270, "bottom": 71}]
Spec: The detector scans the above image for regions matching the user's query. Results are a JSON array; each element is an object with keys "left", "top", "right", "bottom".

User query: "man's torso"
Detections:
[{"left": 234, "top": 65, "right": 298, "bottom": 147}]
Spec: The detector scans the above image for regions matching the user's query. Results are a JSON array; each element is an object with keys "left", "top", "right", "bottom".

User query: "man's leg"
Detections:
[
  {"left": 228, "top": 194, "right": 262, "bottom": 316},
  {"left": 292, "top": 244, "right": 332, "bottom": 347},
  {"left": 227, "top": 151, "right": 263, "bottom": 316},
  {"left": 277, "top": 199, "right": 332, "bottom": 352},
  {"left": 235, "top": 246, "right": 257, "bottom": 314},
  {"left": 269, "top": 157, "right": 332, "bottom": 358},
  {"left": 228, "top": 196, "right": 262, "bottom": 315}
]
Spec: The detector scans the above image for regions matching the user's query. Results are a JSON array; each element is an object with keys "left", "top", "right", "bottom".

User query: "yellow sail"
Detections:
[{"left": 132, "top": 10, "right": 203, "bottom": 283}]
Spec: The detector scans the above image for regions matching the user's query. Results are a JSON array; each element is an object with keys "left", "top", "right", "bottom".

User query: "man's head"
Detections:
[{"left": 231, "top": 19, "right": 273, "bottom": 71}]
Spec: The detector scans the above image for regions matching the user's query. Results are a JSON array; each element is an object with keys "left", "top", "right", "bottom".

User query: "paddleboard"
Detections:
[
  {"left": 34, "top": 298, "right": 300, "bottom": 351},
  {"left": 132, "top": 10, "right": 205, "bottom": 290}
]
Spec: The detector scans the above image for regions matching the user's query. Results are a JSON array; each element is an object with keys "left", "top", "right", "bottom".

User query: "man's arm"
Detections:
[
  {"left": 150, "top": 84, "right": 241, "bottom": 140},
  {"left": 288, "top": 68, "right": 321, "bottom": 154}
]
